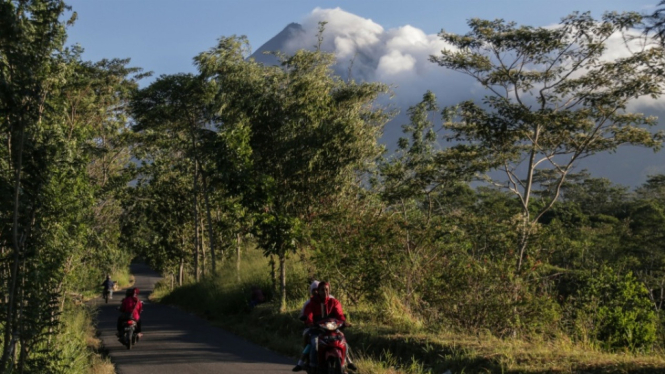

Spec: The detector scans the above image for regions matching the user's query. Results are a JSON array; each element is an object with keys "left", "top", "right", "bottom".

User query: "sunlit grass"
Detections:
[{"left": 112, "top": 267, "right": 134, "bottom": 289}]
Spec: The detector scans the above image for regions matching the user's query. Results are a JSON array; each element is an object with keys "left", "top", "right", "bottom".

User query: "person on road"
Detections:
[
  {"left": 101, "top": 275, "right": 115, "bottom": 299},
  {"left": 300, "top": 281, "right": 356, "bottom": 371},
  {"left": 117, "top": 287, "right": 143, "bottom": 336}
]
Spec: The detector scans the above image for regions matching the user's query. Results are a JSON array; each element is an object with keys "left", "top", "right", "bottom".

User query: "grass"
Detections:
[
  {"left": 151, "top": 250, "right": 665, "bottom": 374},
  {"left": 47, "top": 299, "right": 116, "bottom": 374},
  {"left": 112, "top": 267, "right": 134, "bottom": 290}
]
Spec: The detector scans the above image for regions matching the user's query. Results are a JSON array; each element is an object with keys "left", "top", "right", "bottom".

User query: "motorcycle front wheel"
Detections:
[{"left": 326, "top": 357, "right": 342, "bottom": 374}]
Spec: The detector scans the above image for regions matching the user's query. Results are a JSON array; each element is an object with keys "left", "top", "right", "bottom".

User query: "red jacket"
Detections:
[
  {"left": 303, "top": 295, "right": 345, "bottom": 326},
  {"left": 120, "top": 296, "right": 143, "bottom": 321}
]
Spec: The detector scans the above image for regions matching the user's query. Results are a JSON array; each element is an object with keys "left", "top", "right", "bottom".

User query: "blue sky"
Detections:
[{"left": 65, "top": 0, "right": 657, "bottom": 81}]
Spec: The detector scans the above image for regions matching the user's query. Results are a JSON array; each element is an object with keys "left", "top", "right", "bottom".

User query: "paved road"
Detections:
[{"left": 95, "top": 263, "right": 294, "bottom": 374}]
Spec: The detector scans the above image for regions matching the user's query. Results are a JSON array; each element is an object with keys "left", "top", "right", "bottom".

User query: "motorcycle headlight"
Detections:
[{"left": 324, "top": 321, "right": 337, "bottom": 330}]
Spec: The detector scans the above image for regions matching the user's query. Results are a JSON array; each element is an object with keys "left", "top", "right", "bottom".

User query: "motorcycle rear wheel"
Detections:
[{"left": 125, "top": 330, "right": 132, "bottom": 350}]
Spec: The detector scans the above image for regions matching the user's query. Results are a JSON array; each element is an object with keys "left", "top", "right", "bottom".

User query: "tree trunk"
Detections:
[
  {"left": 178, "top": 257, "right": 184, "bottom": 286},
  {"left": 2, "top": 125, "right": 25, "bottom": 369},
  {"left": 279, "top": 253, "right": 287, "bottom": 313},
  {"left": 192, "top": 160, "right": 200, "bottom": 282},
  {"left": 516, "top": 216, "right": 531, "bottom": 273},
  {"left": 202, "top": 173, "right": 216, "bottom": 274},
  {"left": 236, "top": 233, "right": 241, "bottom": 282},
  {"left": 200, "top": 216, "right": 206, "bottom": 278},
  {"left": 214, "top": 208, "right": 224, "bottom": 266},
  {"left": 269, "top": 255, "right": 277, "bottom": 294}
]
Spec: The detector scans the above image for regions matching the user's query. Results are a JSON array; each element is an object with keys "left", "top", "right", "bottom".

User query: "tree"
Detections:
[
  {"left": 130, "top": 73, "right": 216, "bottom": 280},
  {"left": 0, "top": 1, "right": 71, "bottom": 369},
  {"left": 0, "top": 1, "right": 141, "bottom": 370},
  {"left": 643, "top": 1, "right": 665, "bottom": 47},
  {"left": 430, "top": 12, "right": 665, "bottom": 271},
  {"left": 197, "top": 32, "right": 391, "bottom": 311}
]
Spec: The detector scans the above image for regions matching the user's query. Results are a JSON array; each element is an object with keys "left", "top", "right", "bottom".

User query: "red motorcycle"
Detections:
[{"left": 307, "top": 318, "right": 348, "bottom": 374}]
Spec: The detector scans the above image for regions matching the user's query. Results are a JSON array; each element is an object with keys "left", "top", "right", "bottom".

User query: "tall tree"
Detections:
[
  {"left": 0, "top": 1, "right": 70, "bottom": 369},
  {"left": 130, "top": 73, "right": 216, "bottom": 281},
  {"left": 430, "top": 12, "right": 665, "bottom": 271},
  {"left": 197, "top": 32, "right": 391, "bottom": 311}
]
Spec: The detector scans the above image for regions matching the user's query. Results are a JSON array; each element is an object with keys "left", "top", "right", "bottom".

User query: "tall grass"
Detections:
[{"left": 28, "top": 298, "right": 115, "bottom": 374}]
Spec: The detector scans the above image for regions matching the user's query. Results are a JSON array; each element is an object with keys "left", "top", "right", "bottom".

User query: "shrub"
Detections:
[
  {"left": 424, "top": 257, "right": 561, "bottom": 337},
  {"left": 567, "top": 266, "right": 657, "bottom": 352}
]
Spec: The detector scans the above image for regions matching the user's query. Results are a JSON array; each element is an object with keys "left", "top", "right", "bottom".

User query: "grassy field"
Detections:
[{"left": 150, "top": 250, "right": 665, "bottom": 374}]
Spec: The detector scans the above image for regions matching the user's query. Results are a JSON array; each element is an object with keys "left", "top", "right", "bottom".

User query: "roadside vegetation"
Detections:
[
  {"left": 5, "top": 0, "right": 665, "bottom": 373},
  {"left": 153, "top": 251, "right": 665, "bottom": 373},
  {"left": 0, "top": 1, "right": 140, "bottom": 372}
]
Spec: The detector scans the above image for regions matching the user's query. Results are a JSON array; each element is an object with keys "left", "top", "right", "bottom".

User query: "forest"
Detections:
[{"left": 3, "top": 0, "right": 665, "bottom": 372}]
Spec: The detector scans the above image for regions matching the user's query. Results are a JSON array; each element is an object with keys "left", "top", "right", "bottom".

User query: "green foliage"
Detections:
[
  {"left": 0, "top": 1, "right": 139, "bottom": 371},
  {"left": 194, "top": 30, "right": 391, "bottom": 311},
  {"left": 567, "top": 267, "right": 658, "bottom": 351}
]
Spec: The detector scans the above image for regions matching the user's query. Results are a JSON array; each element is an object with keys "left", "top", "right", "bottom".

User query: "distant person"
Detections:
[
  {"left": 101, "top": 275, "right": 115, "bottom": 299},
  {"left": 249, "top": 286, "right": 265, "bottom": 308}
]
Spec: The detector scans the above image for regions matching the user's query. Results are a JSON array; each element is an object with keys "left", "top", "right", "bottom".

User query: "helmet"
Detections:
[
  {"left": 309, "top": 280, "right": 320, "bottom": 296},
  {"left": 125, "top": 288, "right": 133, "bottom": 297}
]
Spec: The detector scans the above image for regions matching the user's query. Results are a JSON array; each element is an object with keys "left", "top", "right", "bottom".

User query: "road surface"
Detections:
[{"left": 95, "top": 263, "right": 294, "bottom": 374}]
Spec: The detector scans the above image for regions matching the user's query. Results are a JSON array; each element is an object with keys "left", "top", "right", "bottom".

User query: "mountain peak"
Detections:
[{"left": 251, "top": 23, "right": 305, "bottom": 66}]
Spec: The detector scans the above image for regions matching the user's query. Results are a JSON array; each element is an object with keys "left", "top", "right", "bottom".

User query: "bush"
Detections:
[
  {"left": 567, "top": 266, "right": 657, "bottom": 352},
  {"left": 424, "top": 257, "right": 562, "bottom": 337}
]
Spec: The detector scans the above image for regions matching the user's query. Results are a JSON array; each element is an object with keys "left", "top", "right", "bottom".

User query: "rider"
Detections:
[
  {"left": 101, "top": 275, "right": 115, "bottom": 299},
  {"left": 117, "top": 287, "right": 143, "bottom": 337},
  {"left": 301, "top": 281, "right": 355, "bottom": 371},
  {"left": 293, "top": 280, "right": 322, "bottom": 371}
]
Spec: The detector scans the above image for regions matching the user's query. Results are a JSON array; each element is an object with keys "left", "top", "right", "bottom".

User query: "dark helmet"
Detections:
[{"left": 125, "top": 288, "right": 134, "bottom": 297}]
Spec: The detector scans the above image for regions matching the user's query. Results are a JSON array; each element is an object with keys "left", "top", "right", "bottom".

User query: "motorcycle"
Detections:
[
  {"left": 116, "top": 306, "right": 141, "bottom": 350},
  {"left": 307, "top": 318, "right": 348, "bottom": 374},
  {"left": 120, "top": 318, "right": 140, "bottom": 350}
]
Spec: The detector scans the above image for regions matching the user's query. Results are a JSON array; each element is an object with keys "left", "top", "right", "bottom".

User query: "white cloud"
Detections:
[
  {"left": 284, "top": 7, "right": 468, "bottom": 106},
  {"left": 377, "top": 50, "right": 416, "bottom": 77},
  {"left": 280, "top": 7, "right": 665, "bottom": 187}
]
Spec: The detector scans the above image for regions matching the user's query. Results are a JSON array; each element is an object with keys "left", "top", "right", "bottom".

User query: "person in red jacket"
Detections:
[
  {"left": 117, "top": 287, "right": 144, "bottom": 336},
  {"left": 301, "top": 281, "right": 355, "bottom": 371},
  {"left": 302, "top": 281, "right": 344, "bottom": 327}
]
